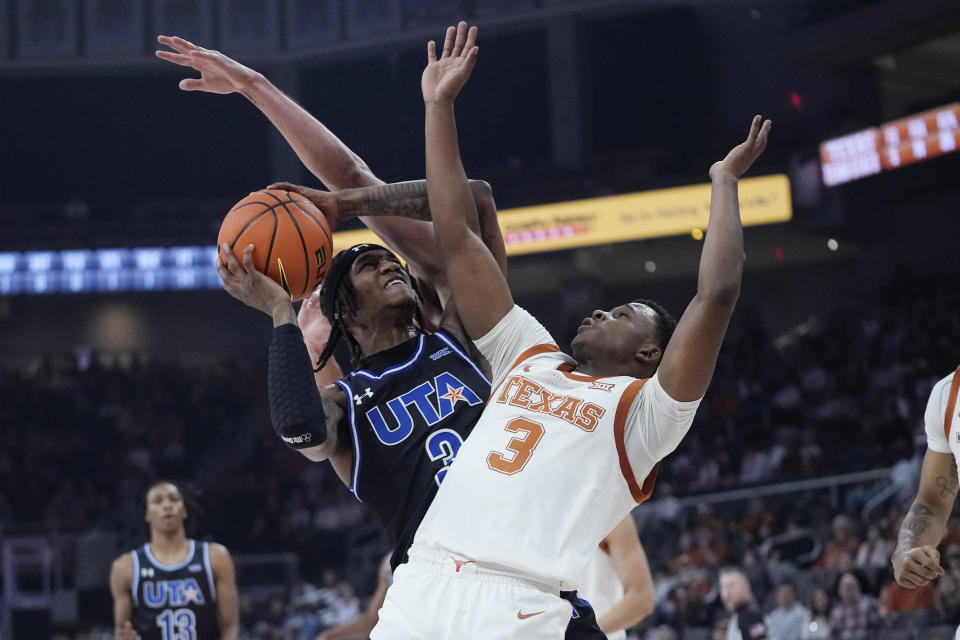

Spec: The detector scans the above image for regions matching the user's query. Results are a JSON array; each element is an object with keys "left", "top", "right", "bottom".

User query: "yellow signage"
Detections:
[{"left": 333, "top": 174, "right": 792, "bottom": 256}]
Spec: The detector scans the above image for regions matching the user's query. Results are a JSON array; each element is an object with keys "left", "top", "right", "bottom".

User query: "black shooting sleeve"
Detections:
[{"left": 268, "top": 324, "right": 328, "bottom": 449}]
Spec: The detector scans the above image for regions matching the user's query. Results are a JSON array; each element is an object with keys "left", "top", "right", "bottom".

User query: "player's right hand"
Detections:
[
  {"left": 892, "top": 545, "right": 946, "bottom": 588},
  {"left": 156, "top": 35, "right": 261, "bottom": 94},
  {"left": 114, "top": 620, "right": 142, "bottom": 640},
  {"left": 217, "top": 243, "right": 292, "bottom": 318}
]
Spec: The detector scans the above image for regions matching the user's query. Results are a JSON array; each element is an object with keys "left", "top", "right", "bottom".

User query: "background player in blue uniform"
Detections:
[{"left": 110, "top": 480, "right": 238, "bottom": 640}]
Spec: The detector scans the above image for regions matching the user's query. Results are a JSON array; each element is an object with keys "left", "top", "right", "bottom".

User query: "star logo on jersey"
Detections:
[
  {"left": 140, "top": 567, "right": 154, "bottom": 578},
  {"left": 439, "top": 383, "right": 468, "bottom": 407},
  {"left": 353, "top": 388, "right": 373, "bottom": 405},
  {"left": 184, "top": 585, "right": 201, "bottom": 603}
]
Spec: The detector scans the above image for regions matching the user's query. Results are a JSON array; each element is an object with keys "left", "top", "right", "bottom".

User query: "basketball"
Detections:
[{"left": 217, "top": 189, "right": 333, "bottom": 301}]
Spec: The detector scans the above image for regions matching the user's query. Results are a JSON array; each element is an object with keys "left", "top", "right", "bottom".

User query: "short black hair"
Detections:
[
  {"left": 634, "top": 298, "right": 677, "bottom": 351},
  {"left": 142, "top": 479, "right": 202, "bottom": 538}
]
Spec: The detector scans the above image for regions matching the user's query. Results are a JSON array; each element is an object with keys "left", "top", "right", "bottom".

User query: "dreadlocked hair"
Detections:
[
  {"left": 314, "top": 266, "right": 427, "bottom": 372},
  {"left": 634, "top": 298, "right": 677, "bottom": 352}
]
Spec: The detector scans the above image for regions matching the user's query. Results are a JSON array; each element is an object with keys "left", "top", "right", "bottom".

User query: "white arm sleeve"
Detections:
[
  {"left": 473, "top": 305, "right": 557, "bottom": 384},
  {"left": 623, "top": 372, "right": 702, "bottom": 476},
  {"left": 925, "top": 373, "right": 953, "bottom": 454}
]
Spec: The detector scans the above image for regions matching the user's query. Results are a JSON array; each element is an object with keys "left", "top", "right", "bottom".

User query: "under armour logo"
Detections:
[
  {"left": 140, "top": 567, "right": 155, "bottom": 578},
  {"left": 354, "top": 388, "right": 373, "bottom": 405}
]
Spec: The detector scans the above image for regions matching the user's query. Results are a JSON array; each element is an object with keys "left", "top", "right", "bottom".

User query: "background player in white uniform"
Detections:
[
  {"left": 578, "top": 515, "right": 655, "bottom": 639},
  {"left": 371, "top": 21, "right": 771, "bottom": 639},
  {"left": 892, "top": 365, "right": 960, "bottom": 591}
]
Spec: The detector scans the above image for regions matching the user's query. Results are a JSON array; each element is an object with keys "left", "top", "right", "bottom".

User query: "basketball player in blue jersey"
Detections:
[
  {"left": 160, "top": 35, "right": 609, "bottom": 638},
  {"left": 110, "top": 480, "right": 238, "bottom": 640}
]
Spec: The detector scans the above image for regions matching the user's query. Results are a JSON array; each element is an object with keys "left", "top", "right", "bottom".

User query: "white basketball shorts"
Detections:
[{"left": 370, "top": 544, "right": 571, "bottom": 639}]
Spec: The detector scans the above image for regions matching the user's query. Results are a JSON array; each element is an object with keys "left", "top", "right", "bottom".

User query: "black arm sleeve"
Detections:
[{"left": 268, "top": 324, "right": 328, "bottom": 449}]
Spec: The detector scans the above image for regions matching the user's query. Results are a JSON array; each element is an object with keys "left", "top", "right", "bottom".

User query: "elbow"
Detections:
[
  {"left": 631, "top": 588, "right": 656, "bottom": 621},
  {"left": 699, "top": 278, "right": 742, "bottom": 308}
]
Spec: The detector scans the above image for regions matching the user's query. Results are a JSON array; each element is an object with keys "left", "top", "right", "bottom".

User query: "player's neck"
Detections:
[
  {"left": 149, "top": 530, "right": 190, "bottom": 561},
  {"left": 355, "top": 324, "right": 419, "bottom": 359}
]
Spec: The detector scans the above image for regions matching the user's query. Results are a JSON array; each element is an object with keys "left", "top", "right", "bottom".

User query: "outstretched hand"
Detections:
[
  {"left": 421, "top": 21, "right": 479, "bottom": 105},
  {"left": 217, "top": 243, "right": 292, "bottom": 318},
  {"left": 709, "top": 115, "right": 772, "bottom": 181},
  {"left": 156, "top": 35, "right": 260, "bottom": 95},
  {"left": 267, "top": 182, "right": 341, "bottom": 229}
]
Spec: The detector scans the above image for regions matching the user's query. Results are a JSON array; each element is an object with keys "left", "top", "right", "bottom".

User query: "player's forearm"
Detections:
[
  {"left": 697, "top": 174, "right": 744, "bottom": 305},
  {"left": 219, "top": 619, "right": 239, "bottom": 640},
  {"left": 268, "top": 324, "right": 329, "bottom": 449},
  {"left": 240, "top": 74, "right": 380, "bottom": 191},
  {"left": 596, "top": 590, "right": 653, "bottom": 634},
  {"left": 895, "top": 499, "right": 950, "bottom": 556},
  {"left": 424, "top": 101, "right": 480, "bottom": 254}
]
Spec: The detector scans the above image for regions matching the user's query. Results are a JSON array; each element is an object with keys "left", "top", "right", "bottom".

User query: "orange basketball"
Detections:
[{"left": 217, "top": 189, "right": 332, "bottom": 301}]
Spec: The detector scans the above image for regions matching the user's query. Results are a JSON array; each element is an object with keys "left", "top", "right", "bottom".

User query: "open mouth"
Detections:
[{"left": 383, "top": 276, "right": 408, "bottom": 290}]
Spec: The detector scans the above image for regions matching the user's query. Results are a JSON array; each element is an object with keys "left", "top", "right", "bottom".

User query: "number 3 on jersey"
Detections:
[
  {"left": 425, "top": 429, "right": 464, "bottom": 486},
  {"left": 486, "top": 418, "right": 544, "bottom": 475}
]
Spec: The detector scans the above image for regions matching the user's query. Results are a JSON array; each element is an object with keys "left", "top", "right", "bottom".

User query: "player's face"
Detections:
[
  {"left": 570, "top": 302, "right": 660, "bottom": 369},
  {"left": 345, "top": 250, "right": 417, "bottom": 326},
  {"left": 144, "top": 483, "right": 187, "bottom": 534}
]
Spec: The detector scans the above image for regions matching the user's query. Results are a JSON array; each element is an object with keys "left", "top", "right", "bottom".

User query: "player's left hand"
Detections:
[
  {"left": 422, "top": 21, "right": 479, "bottom": 105},
  {"left": 267, "top": 182, "right": 342, "bottom": 229},
  {"left": 217, "top": 243, "right": 292, "bottom": 317},
  {"left": 709, "top": 115, "right": 771, "bottom": 181},
  {"left": 297, "top": 290, "right": 334, "bottom": 352}
]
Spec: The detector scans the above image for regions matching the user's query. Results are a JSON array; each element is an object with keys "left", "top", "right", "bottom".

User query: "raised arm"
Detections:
[
  {"left": 156, "top": 36, "right": 446, "bottom": 284},
  {"left": 892, "top": 448, "right": 955, "bottom": 588},
  {"left": 655, "top": 116, "right": 771, "bottom": 402},
  {"left": 422, "top": 22, "right": 514, "bottom": 339},
  {"left": 218, "top": 244, "right": 346, "bottom": 462}
]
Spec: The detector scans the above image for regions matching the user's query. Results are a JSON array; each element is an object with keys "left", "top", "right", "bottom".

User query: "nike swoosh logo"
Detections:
[{"left": 517, "top": 610, "right": 545, "bottom": 620}]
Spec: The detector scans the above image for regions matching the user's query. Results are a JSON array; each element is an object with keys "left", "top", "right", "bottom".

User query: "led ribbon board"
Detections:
[
  {"left": 821, "top": 103, "right": 960, "bottom": 186},
  {"left": 0, "top": 174, "right": 792, "bottom": 295}
]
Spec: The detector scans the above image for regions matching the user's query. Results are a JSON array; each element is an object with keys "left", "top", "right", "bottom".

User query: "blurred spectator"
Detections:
[
  {"left": 855, "top": 524, "right": 895, "bottom": 570},
  {"left": 932, "top": 572, "right": 960, "bottom": 625},
  {"left": 719, "top": 567, "right": 771, "bottom": 640},
  {"left": 767, "top": 581, "right": 810, "bottom": 640},
  {"left": 800, "top": 588, "right": 832, "bottom": 640},
  {"left": 829, "top": 572, "right": 883, "bottom": 639},
  {"left": 817, "top": 516, "right": 860, "bottom": 570}
]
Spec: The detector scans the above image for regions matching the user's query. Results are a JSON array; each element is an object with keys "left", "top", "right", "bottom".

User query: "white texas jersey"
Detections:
[
  {"left": 924, "top": 366, "right": 960, "bottom": 485},
  {"left": 414, "top": 305, "right": 700, "bottom": 587},
  {"left": 579, "top": 543, "right": 626, "bottom": 640}
]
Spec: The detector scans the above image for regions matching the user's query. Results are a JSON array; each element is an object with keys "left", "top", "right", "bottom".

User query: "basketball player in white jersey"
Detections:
[
  {"left": 370, "top": 22, "right": 771, "bottom": 638},
  {"left": 579, "top": 516, "right": 655, "bottom": 639},
  {"left": 892, "top": 365, "right": 960, "bottom": 591}
]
